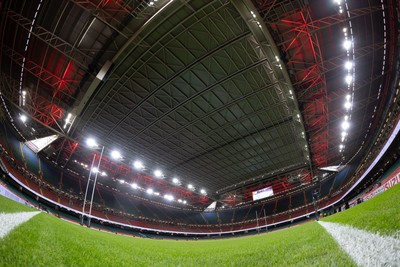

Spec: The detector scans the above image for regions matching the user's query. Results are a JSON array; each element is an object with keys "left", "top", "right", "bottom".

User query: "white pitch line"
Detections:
[
  {"left": 319, "top": 221, "right": 400, "bottom": 267},
  {"left": 0, "top": 211, "right": 40, "bottom": 238}
]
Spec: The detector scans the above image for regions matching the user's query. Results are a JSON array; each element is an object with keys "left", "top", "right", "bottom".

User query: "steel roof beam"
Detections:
[
  {"left": 6, "top": 10, "right": 96, "bottom": 71},
  {"left": 68, "top": 0, "right": 133, "bottom": 38},
  {"left": 146, "top": 80, "right": 282, "bottom": 149},
  {"left": 231, "top": 0, "right": 311, "bottom": 170},
  {"left": 274, "top": 5, "right": 383, "bottom": 42},
  {"left": 1, "top": 45, "right": 78, "bottom": 106}
]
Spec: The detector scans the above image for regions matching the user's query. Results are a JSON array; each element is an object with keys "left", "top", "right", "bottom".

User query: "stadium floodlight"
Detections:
[
  {"left": 178, "top": 199, "right": 182, "bottom": 203},
  {"left": 164, "top": 194, "right": 174, "bottom": 201},
  {"left": 344, "top": 101, "right": 352, "bottom": 109},
  {"left": 200, "top": 189, "right": 206, "bottom": 195},
  {"left": 20, "top": 114, "right": 27, "bottom": 123},
  {"left": 346, "top": 94, "right": 351, "bottom": 101},
  {"left": 339, "top": 144, "right": 344, "bottom": 149},
  {"left": 188, "top": 184, "right": 194, "bottom": 190},
  {"left": 111, "top": 150, "right": 122, "bottom": 160},
  {"left": 345, "top": 61, "right": 353, "bottom": 70},
  {"left": 131, "top": 183, "right": 138, "bottom": 189},
  {"left": 172, "top": 177, "right": 179, "bottom": 184},
  {"left": 86, "top": 138, "right": 98, "bottom": 148},
  {"left": 183, "top": 200, "right": 187, "bottom": 204},
  {"left": 345, "top": 75, "right": 352, "bottom": 85},
  {"left": 342, "top": 121, "right": 350, "bottom": 130},
  {"left": 92, "top": 167, "right": 99, "bottom": 173},
  {"left": 101, "top": 171, "right": 107, "bottom": 177},
  {"left": 343, "top": 40, "right": 352, "bottom": 50},
  {"left": 133, "top": 161, "right": 144, "bottom": 170},
  {"left": 146, "top": 188, "right": 154, "bottom": 195},
  {"left": 119, "top": 179, "right": 125, "bottom": 184},
  {"left": 154, "top": 170, "right": 163, "bottom": 178}
]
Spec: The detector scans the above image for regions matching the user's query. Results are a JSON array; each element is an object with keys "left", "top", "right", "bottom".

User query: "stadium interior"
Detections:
[{"left": 0, "top": 0, "right": 399, "bottom": 238}]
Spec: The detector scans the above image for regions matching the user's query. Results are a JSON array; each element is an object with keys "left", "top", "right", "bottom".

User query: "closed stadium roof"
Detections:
[{"left": 0, "top": 0, "right": 396, "bottom": 207}]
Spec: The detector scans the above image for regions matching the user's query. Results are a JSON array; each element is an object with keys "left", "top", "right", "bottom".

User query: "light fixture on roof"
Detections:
[
  {"left": 334, "top": 0, "right": 341, "bottom": 5},
  {"left": 183, "top": 200, "right": 187, "bottom": 204},
  {"left": 164, "top": 194, "right": 174, "bottom": 201},
  {"left": 344, "top": 101, "right": 352, "bottom": 109},
  {"left": 172, "top": 177, "right": 180, "bottom": 184},
  {"left": 178, "top": 199, "right": 182, "bottom": 203},
  {"left": 86, "top": 138, "right": 98, "bottom": 148},
  {"left": 345, "top": 75, "right": 352, "bottom": 85},
  {"left": 20, "top": 114, "right": 27, "bottom": 123},
  {"left": 344, "top": 115, "right": 349, "bottom": 121},
  {"left": 339, "top": 144, "right": 344, "bottom": 149},
  {"left": 101, "top": 171, "right": 107, "bottom": 177},
  {"left": 21, "top": 90, "right": 27, "bottom": 106},
  {"left": 342, "top": 121, "right": 350, "bottom": 130},
  {"left": 92, "top": 167, "right": 99, "bottom": 173},
  {"left": 146, "top": 188, "right": 154, "bottom": 195},
  {"left": 133, "top": 160, "right": 144, "bottom": 170},
  {"left": 119, "top": 179, "right": 125, "bottom": 184},
  {"left": 345, "top": 61, "right": 353, "bottom": 70},
  {"left": 188, "top": 184, "right": 194, "bottom": 190},
  {"left": 343, "top": 40, "right": 352, "bottom": 50},
  {"left": 131, "top": 183, "right": 138, "bottom": 189},
  {"left": 341, "top": 131, "right": 347, "bottom": 137},
  {"left": 63, "top": 113, "right": 74, "bottom": 129},
  {"left": 111, "top": 150, "right": 122, "bottom": 160},
  {"left": 154, "top": 170, "right": 163, "bottom": 178},
  {"left": 346, "top": 94, "right": 351, "bottom": 101},
  {"left": 343, "top": 27, "right": 347, "bottom": 33},
  {"left": 200, "top": 189, "right": 206, "bottom": 195}
]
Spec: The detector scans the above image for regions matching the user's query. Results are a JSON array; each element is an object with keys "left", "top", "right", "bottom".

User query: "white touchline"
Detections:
[
  {"left": 318, "top": 221, "right": 400, "bottom": 267},
  {"left": 0, "top": 211, "right": 40, "bottom": 238}
]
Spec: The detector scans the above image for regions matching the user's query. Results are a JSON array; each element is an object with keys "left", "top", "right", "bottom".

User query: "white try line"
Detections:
[
  {"left": 319, "top": 221, "right": 400, "bottom": 267},
  {"left": 0, "top": 211, "right": 40, "bottom": 238}
]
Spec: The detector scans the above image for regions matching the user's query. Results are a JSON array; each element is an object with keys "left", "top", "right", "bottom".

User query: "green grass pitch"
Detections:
[{"left": 0, "top": 183, "right": 398, "bottom": 266}]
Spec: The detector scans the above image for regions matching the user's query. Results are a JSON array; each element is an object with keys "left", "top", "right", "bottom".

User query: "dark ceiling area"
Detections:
[{"left": 0, "top": 0, "right": 397, "bottom": 207}]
